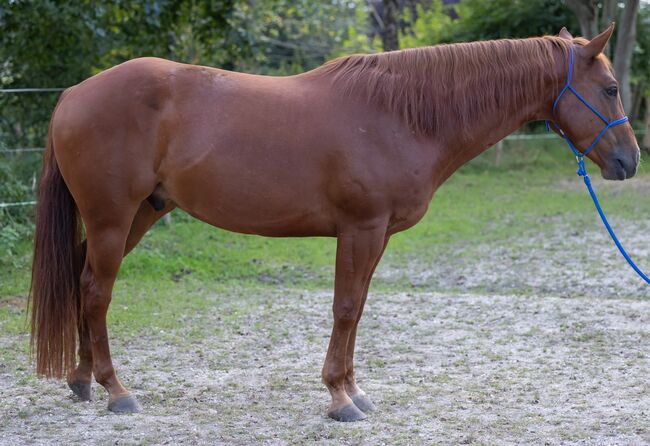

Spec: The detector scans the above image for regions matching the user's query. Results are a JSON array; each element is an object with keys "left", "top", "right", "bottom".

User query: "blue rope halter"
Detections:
[{"left": 547, "top": 46, "right": 649, "bottom": 284}]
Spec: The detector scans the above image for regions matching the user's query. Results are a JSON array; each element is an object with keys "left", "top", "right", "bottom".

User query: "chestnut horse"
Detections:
[{"left": 30, "top": 25, "right": 639, "bottom": 421}]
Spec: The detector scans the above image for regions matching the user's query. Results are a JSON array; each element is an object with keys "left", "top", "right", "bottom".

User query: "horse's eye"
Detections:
[{"left": 605, "top": 86, "right": 618, "bottom": 97}]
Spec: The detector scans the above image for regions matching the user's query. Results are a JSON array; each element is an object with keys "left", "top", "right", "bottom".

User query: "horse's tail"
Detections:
[{"left": 29, "top": 106, "right": 84, "bottom": 379}]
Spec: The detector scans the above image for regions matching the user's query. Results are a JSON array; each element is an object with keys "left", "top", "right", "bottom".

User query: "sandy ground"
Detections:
[
  {"left": 2, "top": 199, "right": 650, "bottom": 445},
  {"left": 380, "top": 218, "right": 650, "bottom": 300},
  {"left": 1, "top": 287, "right": 649, "bottom": 445}
]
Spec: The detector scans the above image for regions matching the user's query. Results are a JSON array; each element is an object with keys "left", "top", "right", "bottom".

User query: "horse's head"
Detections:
[{"left": 554, "top": 25, "right": 640, "bottom": 180}]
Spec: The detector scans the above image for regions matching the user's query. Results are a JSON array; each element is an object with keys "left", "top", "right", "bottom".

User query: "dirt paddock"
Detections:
[{"left": 1, "top": 286, "right": 649, "bottom": 445}]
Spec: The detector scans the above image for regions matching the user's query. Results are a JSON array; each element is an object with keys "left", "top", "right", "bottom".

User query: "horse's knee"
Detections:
[{"left": 332, "top": 300, "right": 360, "bottom": 327}]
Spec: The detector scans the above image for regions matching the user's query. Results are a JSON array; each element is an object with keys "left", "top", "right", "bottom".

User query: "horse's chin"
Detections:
[{"left": 601, "top": 168, "right": 627, "bottom": 181}]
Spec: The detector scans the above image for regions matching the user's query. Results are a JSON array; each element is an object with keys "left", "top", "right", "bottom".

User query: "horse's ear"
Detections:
[
  {"left": 559, "top": 27, "right": 573, "bottom": 40},
  {"left": 582, "top": 23, "right": 615, "bottom": 59}
]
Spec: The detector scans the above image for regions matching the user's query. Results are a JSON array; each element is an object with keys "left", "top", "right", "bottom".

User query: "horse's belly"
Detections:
[
  {"left": 186, "top": 200, "right": 336, "bottom": 237},
  {"left": 165, "top": 163, "right": 336, "bottom": 237}
]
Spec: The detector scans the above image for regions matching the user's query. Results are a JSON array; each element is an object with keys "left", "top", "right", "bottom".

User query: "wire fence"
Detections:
[
  {"left": 0, "top": 147, "right": 46, "bottom": 154},
  {"left": 0, "top": 201, "right": 37, "bottom": 208},
  {"left": 0, "top": 88, "right": 66, "bottom": 93}
]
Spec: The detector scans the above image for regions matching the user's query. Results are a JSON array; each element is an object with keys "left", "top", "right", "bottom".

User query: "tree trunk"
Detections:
[
  {"left": 382, "top": 0, "right": 400, "bottom": 51},
  {"left": 600, "top": 0, "right": 618, "bottom": 57},
  {"left": 566, "top": 0, "right": 598, "bottom": 38},
  {"left": 643, "top": 95, "right": 650, "bottom": 154},
  {"left": 613, "top": 0, "right": 639, "bottom": 114},
  {"left": 630, "top": 81, "right": 644, "bottom": 122}
]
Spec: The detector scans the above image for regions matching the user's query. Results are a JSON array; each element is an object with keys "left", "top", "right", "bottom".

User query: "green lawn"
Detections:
[{"left": 2, "top": 139, "right": 650, "bottom": 336}]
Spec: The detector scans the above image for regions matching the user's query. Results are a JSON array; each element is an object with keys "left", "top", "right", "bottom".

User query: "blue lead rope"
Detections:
[
  {"left": 581, "top": 167, "right": 650, "bottom": 283},
  {"left": 546, "top": 46, "right": 650, "bottom": 284}
]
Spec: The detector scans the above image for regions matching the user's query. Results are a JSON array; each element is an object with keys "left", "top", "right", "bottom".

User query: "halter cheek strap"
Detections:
[{"left": 546, "top": 45, "right": 649, "bottom": 284}]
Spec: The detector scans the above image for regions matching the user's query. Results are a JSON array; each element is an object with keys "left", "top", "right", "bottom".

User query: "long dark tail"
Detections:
[{"left": 29, "top": 118, "right": 84, "bottom": 379}]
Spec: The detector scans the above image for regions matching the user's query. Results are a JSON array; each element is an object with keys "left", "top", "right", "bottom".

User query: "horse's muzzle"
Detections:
[{"left": 603, "top": 148, "right": 639, "bottom": 180}]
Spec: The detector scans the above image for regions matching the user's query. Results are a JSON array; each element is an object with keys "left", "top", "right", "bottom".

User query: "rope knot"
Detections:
[{"left": 576, "top": 157, "right": 586, "bottom": 177}]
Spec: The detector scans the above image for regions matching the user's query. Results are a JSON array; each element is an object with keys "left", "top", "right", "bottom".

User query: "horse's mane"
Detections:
[{"left": 310, "top": 37, "right": 573, "bottom": 138}]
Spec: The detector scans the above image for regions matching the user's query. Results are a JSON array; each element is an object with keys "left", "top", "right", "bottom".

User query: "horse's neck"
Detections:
[
  {"left": 448, "top": 89, "right": 549, "bottom": 153},
  {"left": 308, "top": 40, "right": 567, "bottom": 183},
  {"left": 431, "top": 51, "right": 564, "bottom": 182}
]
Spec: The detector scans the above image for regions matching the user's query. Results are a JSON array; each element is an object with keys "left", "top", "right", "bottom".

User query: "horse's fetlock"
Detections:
[
  {"left": 93, "top": 365, "right": 115, "bottom": 386},
  {"left": 322, "top": 368, "right": 346, "bottom": 389}
]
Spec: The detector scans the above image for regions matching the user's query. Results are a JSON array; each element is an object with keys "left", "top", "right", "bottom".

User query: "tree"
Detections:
[
  {"left": 382, "top": 0, "right": 401, "bottom": 51},
  {"left": 565, "top": 1, "right": 640, "bottom": 114},
  {"left": 405, "top": 0, "right": 577, "bottom": 44},
  {"left": 565, "top": 0, "right": 599, "bottom": 38},
  {"left": 600, "top": 0, "right": 618, "bottom": 57},
  {"left": 636, "top": 6, "right": 650, "bottom": 150},
  {"left": 0, "top": 1, "right": 103, "bottom": 148},
  {"left": 0, "top": 0, "right": 358, "bottom": 151},
  {"left": 613, "top": 0, "right": 640, "bottom": 113},
  {"left": 228, "top": 0, "right": 358, "bottom": 74}
]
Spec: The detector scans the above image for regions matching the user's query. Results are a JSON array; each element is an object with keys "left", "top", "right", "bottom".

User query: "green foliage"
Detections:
[
  {"left": 399, "top": 0, "right": 579, "bottom": 48},
  {"left": 0, "top": 157, "right": 36, "bottom": 220},
  {"left": 632, "top": 5, "right": 650, "bottom": 95},
  {"left": 98, "top": 0, "right": 237, "bottom": 68},
  {"left": 334, "top": 1, "right": 382, "bottom": 56},
  {"left": 232, "top": 0, "right": 358, "bottom": 74},
  {"left": 0, "top": 0, "right": 649, "bottom": 272},
  {"left": 0, "top": 0, "right": 359, "bottom": 150},
  {"left": 0, "top": 1, "right": 100, "bottom": 149},
  {"left": 446, "top": 0, "right": 578, "bottom": 42},
  {"left": 400, "top": 2, "right": 453, "bottom": 48},
  {"left": 0, "top": 157, "right": 35, "bottom": 269}
]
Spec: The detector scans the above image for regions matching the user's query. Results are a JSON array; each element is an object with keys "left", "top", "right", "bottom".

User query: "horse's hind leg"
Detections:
[
  {"left": 80, "top": 213, "right": 141, "bottom": 413},
  {"left": 124, "top": 200, "right": 175, "bottom": 256},
  {"left": 67, "top": 312, "right": 93, "bottom": 401},
  {"left": 323, "top": 222, "right": 386, "bottom": 422},
  {"left": 67, "top": 202, "right": 174, "bottom": 401}
]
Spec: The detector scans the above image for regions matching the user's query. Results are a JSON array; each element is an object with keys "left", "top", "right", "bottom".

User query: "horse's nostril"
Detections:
[{"left": 613, "top": 154, "right": 637, "bottom": 179}]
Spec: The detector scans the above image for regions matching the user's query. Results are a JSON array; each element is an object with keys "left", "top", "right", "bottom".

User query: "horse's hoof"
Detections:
[
  {"left": 351, "top": 393, "right": 376, "bottom": 413},
  {"left": 68, "top": 380, "right": 92, "bottom": 401},
  {"left": 328, "top": 403, "right": 367, "bottom": 422},
  {"left": 108, "top": 394, "right": 141, "bottom": 414}
]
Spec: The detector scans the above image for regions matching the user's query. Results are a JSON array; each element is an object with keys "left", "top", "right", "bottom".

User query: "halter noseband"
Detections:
[{"left": 546, "top": 46, "right": 628, "bottom": 176}]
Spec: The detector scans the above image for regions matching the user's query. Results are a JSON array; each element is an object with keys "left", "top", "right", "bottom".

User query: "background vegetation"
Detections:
[
  {"left": 2, "top": 4, "right": 649, "bottom": 443},
  {"left": 1, "top": 0, "right": 649, "bottom": 289}
]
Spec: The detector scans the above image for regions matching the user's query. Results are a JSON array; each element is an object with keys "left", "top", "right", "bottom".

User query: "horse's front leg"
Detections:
[
  {"left": 323, "top": 223, "right": 387, "bottom": 422},
  {"left": 344, "top": 238, "right": 388, "bottom": 413}
]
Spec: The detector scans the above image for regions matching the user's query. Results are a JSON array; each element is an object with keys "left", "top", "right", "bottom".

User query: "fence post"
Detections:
[{"left": 494, "top": 140, "right": 503, "bottom": 166}]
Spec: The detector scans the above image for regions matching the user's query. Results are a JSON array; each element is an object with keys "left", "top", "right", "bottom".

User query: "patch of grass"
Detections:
[{"left": 2, "top": 141, "right": 650, "bottom": 334}]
